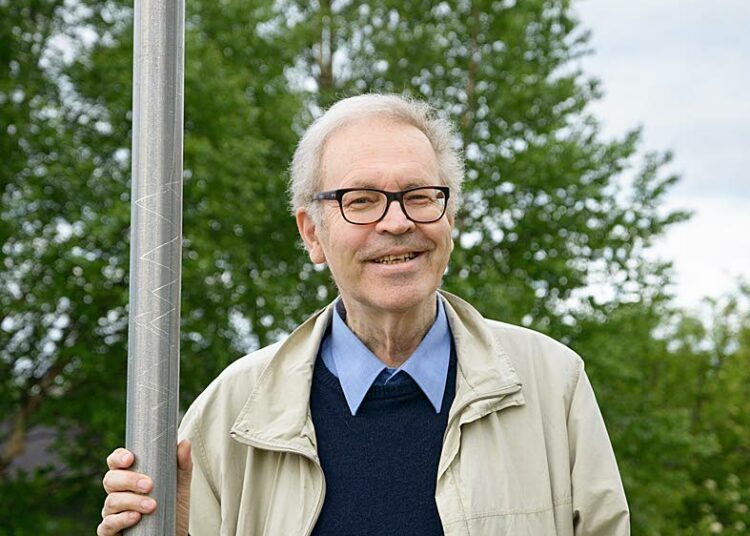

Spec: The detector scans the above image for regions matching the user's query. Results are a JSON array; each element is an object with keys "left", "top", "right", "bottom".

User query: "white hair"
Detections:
[{"left": 289, "top": 94, "right": 464, "bottom": 221}]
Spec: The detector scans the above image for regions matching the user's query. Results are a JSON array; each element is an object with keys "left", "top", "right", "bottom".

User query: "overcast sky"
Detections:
[{"left": 574, "top": 0, "right": 750, "bottom": 309}]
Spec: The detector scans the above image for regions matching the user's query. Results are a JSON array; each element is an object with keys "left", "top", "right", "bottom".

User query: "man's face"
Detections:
[{"left": 296, "top": 117, "right": 454, "bottom": 315}]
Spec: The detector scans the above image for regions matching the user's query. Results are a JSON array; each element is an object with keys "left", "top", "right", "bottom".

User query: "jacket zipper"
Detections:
[{"left": 229, "top": 432, "right": 327, "bottom": 536}]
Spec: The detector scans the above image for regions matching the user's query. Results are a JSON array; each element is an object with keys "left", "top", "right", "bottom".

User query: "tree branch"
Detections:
[{"left": 0, "top": 359, "right": 68, "bottom": 474}]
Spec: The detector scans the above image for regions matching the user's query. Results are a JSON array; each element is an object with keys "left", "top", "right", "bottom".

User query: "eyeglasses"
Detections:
[{"left": 313, "top": 186, "right": 450, "bottom": 225}]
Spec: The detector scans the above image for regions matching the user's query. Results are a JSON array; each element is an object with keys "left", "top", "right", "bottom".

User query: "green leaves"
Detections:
[{"left": 2, "top": 0, "right": 748, "bottom": 533}]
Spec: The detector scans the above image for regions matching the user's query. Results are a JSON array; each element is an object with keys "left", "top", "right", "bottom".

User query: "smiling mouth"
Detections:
[{"left": 371, "top": 252, "right": 420, "bottom": 265}]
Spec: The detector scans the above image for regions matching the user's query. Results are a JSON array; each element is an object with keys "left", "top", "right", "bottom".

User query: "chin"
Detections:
[{"left": 364, "top": 285, "right": 437, "bottom": 313}]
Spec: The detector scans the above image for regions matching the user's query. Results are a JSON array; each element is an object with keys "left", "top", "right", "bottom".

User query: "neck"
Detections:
[{"left": 339, "top": 296, "right": 438, "bottom": 368}]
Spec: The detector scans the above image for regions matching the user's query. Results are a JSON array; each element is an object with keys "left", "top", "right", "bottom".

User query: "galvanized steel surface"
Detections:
[{"left": 125, "top": 0, "right": 185, "bottom": 533}]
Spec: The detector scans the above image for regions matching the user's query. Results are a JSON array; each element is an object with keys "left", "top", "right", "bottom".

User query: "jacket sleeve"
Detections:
[
  {"left": 179, "top": 410, "right": 222, "bottom": 535},
  {"left": 567, "top": 360, "right": 630, "bottom": 535}
]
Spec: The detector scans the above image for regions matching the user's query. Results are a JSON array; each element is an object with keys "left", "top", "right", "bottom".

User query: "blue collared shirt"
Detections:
[{"left": 320, "top": 296, "right": 452, "bottom": 416}]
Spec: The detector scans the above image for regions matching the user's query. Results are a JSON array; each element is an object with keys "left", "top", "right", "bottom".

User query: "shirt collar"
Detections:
[{"left": 321, "top": 296, "right": 452, "bottom": 416}]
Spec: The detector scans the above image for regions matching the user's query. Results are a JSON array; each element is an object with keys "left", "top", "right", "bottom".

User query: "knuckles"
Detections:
[
  {"left": 102, "top": 470, "right": 116, "bottom": 493},
  {"left": 97, "top": 515, "right": 117, "bottom": 535},
  {"left": 106, "top": 447, "right": 131, "bottom": 469},
  {"left": 102, "top": 493, "right": 116, "bottom": 514},
  {"left": 102, "top": 469, "right": 141, "bottom": 494}
]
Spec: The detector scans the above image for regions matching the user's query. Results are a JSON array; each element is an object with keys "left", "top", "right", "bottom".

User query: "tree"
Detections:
[
  {"left": 569, "top": 294, "right": 701, "bottom": 534},
  {"left": 1, "top": 0, "right": 717, "bottom": 532},
  {"left": 569, "top": 284, "right": 750, "bottom": 535},
  {"left": 1, "top": 0, "right": 78, "bottom": 477},
  {"left": 1, "top": 0, "right": 327, "bottom": 531},
  {"left": 287, "top": 0, "right": 688, "bottom": 330},
  {"left": 671, "top": 289, "right": 750, "bottom": 535}
]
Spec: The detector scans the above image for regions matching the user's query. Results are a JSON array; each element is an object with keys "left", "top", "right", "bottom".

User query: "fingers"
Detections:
[
  {"left": 96, "top": 510, "right": 141, "bottom": 536},
  {"left": 99, "top": 448, "right": 148, "bottom": 535},
  {"left": 106, "top": 448, "right": 134, "bottom": 470},
  {"left": 102, "top": 467, "right": 153, "bottom": 495},
  {"left": 100, "top": 443, "right": 190, "bottom": 535},
  {"left": 102, "top": 491, "right": 157, "bottom": 518}
]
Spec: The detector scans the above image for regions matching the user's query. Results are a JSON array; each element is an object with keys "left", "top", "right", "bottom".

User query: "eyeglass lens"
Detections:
[{"left": 341, "top": 187, "right": 447, "bottom": 224}]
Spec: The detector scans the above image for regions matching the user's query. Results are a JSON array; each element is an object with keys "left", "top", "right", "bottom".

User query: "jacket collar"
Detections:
[
  {"left": 439, "top": 292, "right": 523, "bottom": 420},
  {"left": 230, "top": 291, "right": 524, "bottom": 458},
  {"left": 229, "top": 302, "right": 331, "bottom": 459}
]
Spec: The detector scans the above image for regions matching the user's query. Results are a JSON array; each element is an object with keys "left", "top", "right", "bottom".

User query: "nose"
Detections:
[{"left": 375, "top": 198, "right": 415, "bottom": 234}]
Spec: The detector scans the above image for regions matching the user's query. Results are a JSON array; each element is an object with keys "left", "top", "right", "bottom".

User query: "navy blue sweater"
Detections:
[{"left": 310, "top": 348, "right": 457, "bottom": 536}]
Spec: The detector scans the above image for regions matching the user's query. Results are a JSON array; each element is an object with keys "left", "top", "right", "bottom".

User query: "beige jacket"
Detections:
[{"left": 179, "top": 291, "right": 629, "bottom": 535}]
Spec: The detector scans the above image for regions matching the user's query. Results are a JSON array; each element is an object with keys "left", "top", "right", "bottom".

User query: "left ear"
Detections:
[{"left": 296, "top": 207, "right": 327, "bottom": 264}]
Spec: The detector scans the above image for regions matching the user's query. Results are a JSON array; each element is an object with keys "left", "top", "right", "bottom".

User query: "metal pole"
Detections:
[{"left": 125, "top": 0, "right": 184, "bottom": 532}]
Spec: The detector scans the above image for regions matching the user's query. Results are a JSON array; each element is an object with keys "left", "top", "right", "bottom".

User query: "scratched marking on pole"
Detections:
[{"left": 125, "top": 0, "right": 185, "bottom": 533}]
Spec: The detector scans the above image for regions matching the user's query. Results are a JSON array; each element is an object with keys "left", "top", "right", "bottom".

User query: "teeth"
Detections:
[{"left": 373, "top": 252, "right": 417, "bottom": 264}]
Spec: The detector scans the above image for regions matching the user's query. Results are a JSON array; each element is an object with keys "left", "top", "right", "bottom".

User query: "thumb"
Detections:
[
  {"left": 177, "top": 439, "right": 193, "bottom": 476},
  {"left": 176, "top": 439, "right": 192, "bottom": 536}
]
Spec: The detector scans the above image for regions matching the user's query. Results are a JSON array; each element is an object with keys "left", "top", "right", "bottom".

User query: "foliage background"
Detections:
[{"left": 1, "top": 0, "right": 748, "bottom": 533}]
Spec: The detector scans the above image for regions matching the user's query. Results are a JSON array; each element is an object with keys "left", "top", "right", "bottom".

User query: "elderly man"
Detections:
[{"left": 99, "top": 94, "right": 629, "bottom": 535}]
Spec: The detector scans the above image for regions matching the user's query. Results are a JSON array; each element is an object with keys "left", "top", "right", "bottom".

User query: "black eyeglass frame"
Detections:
[{"left": 312, "top": 185, "right": 451, "bottom": 225}]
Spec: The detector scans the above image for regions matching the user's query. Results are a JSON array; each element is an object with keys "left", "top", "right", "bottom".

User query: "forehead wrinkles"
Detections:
[
  {"left": 319, "top": 119, "right": 439, "bottom": 189},
  {"left": 336, "top": 163, "right": 439, "bottom": 189}
]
